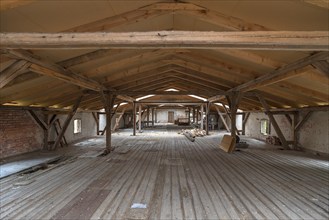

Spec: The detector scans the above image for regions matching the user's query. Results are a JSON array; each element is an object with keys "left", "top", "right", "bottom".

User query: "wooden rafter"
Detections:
[
  {"left": 2, "top": 49, "right": 135, "bottom": 102},
  {"left": 312, "top": 60, "right": 329, "bottom": 77},
  {"left": 1, "top": 31, "right": 328, "bottom": 50},
  {"left": 232, "top": 52, "right": 328, "bottom": 92},
  {"left": 0, "top": 60, "right": 30, "bottom": 88},
  {"left": 64, "top": 2, "right": 269, "bottom": 32},
  {"left": 0, "top": 0, "right": 36, "bottom": 11},
  {"left": 301, "top": 0, "right": 329, "bottom": 9}
]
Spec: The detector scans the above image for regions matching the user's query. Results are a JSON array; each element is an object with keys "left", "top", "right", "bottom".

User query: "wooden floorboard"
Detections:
[{"left": 0, "top": 129, "right": 328, "bottom": 220}]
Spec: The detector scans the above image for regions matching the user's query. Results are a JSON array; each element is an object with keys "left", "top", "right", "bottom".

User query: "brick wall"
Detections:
[{"left": 0, "top": 109, "right": 43, "bottom": 159}]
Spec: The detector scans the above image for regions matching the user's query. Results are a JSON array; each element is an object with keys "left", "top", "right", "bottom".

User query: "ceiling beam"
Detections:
[
  {"left": 312, "top": 60, "right": 329, "bottom": 77},
  {"left": 0, "top": 60, "right": 30, "bottom": 88},
  {"left": 64, "top": 2, "right": 269, "bottom": 32},
  {"left": 1, "top": 31, "right": 328, "bottom": 51},
  {"left": 301, "top": 0, "right": 329, "bottom": 9},
  {"left": 0, "top": 0, "right": 36, "bottom": 11},
  {"left": 231, "top": 51, "right": 328, "bottom": 92},
  {"left": 2, "top": 49, "right": 135, "bottom": 102}
]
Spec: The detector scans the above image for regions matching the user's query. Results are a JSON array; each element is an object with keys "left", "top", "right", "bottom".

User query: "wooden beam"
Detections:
[
  {"left": 133, "top": 102, "right": 136, "bottom": 136},
  {"left": 312, "top": 60, "right": 329, "bottom": 77},
  {"left": 215, "top": 105, "right": 230, "bottom": 132},
  {"left": 244, "top": 105, "right": 329, "bottom": 113},
  {"left": 295, "top": 111, "right": 313, "bottom": 131},
  {"left": 0, "top": 0, "right": 36, "bottom": 11},
  {"left": 232, "top": 52, "right": 328, "bottom": 92},
  {"left": 1, "top": 31, "right": 328, "bottom": 50},
  {"left": 100, "top": 91, "right": 116, "bottom": 152},
  {"left": 285, "top": 114, "right": 292, "bottom": 126},
  {"left": 227, "top": 92, "right": 243, "bottom": 140},
  {"left": 138, "top": 104, "right": 142, "bottom": 133},
  {"left": 4, "top": 49, "right": 104, "bottom": 91},
  {"left": 257, "top": 95, "right": 289, "bottom": 149},
  {"left": 3, "top": 50, "right": 135, "bottom": 102},
  {"left": 28, "top": 110, "right": 47, "bottom": 131},
  {"left": 52, "top": 95, "right": 83, "bottom": 150},
  {"left": 111, "top": 90, "right": 218, "bottom": 96},
  {"left": 0, "top": 60, "right": 30, "bottom": 88},
  {"left": 242, "top": 112, "right": 250, "bottom": 135},
  {"left": 302, "top": 0, "right": 329, "bottom": 9}
]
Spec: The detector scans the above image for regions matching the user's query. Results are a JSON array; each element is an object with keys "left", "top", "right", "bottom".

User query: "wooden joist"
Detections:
[
  {"left": 2, "top": 49, "right": 135, "bottom": 103},
  {"left": 232, "top": 51, "right": 329, "bottom": 92},
  {"left": 1, "top": 31, "right": 328, "bottom": 50},
  {"left": 0, "top": 60, "right": 30, "bottom": 88}
]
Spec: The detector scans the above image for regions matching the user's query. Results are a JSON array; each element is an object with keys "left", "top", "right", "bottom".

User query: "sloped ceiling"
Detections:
[{"left": 0, "top": 0, "right": 328, "bottom": 112}]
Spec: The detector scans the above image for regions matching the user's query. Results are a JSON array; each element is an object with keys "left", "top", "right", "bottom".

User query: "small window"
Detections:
[
  {"left": 260, "top": 119, "right": 270, "bottom": 135},
  {"left": 74, "top": 119, "right": 81, "bottom": 134}
]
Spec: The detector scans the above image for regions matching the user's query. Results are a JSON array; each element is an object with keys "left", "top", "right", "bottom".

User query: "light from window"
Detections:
[
  {"left": 74, "top": 119, "right": 81, "bottom": 134},
  {"left": 260, "top": 119, "right": 269, "bottom": 135}
]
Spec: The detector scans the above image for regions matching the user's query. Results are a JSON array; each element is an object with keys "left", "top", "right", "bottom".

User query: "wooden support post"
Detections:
[
  {"left": 227, "top": 92, "right": 243, "bottom": 143},
  {"left": 206, "top": 102, "right": 210, "bottom": 135},
  {"left": 138, "top": 104, "right": 142, "bottom": 133},
  {"left": 192, "top": 107, "right": 195, "bottom": 123},
  {"left": 100, "top": 92, "right": 116, "bottom": 153},
  {"left": 52, "top": 95, "right": 83, "bottom": 150},
  {"left": 257, "top": 95, "right": 289, "bottom": 149},
  {"left": 96, "top": 112, "right": 100, "bottom": 135},
  {"left": 188, "top": 107, "right": 191, "bottom": 124},
  {"left": 155, "top": 108, "right": 157, "bottom": 124},
  {"left": 147, "top": 106, "right": 150, "bottom": 127},
  {"left": 133, "top": 102, "right": 136, "bottom": 136},
  {"left": 295, "top": 111, "right": 312, "bottom": 132},
  {"left": 242, "top": 112, "right": 250, "bottom": 135},
  {"left": 215, "top": 106, "right": 230, "bottom": 132},
  {"left": 28, "top": 110, "right": 49, "bottom": 150},
  {"left": 285, "top": 114, "right": 292, "bottom": 126},
  {"left": 221, "top": 101, "right": 240, "bottom": 135},
  {"left": 200, "top": 104, "right": 204, "bottom": 130},
  {"left": 92, "top": 112, "right": 99, "bottom": 135},
  {"left": 196, "top": 107, "right": 199, "bottom": 124},
  {"left": 152, "top": 108, "right": 155, "bottom": 127}
]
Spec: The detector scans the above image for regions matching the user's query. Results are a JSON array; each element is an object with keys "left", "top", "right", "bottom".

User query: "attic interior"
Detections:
[{"left": 0, "top": 0, "right": 328, "bottom": 219}]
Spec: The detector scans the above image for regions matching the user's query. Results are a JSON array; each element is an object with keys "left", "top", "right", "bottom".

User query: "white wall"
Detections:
[
  {"left": 245, "top": 111, "right": 329, "bottom": 154},
  {"left": 155, "top": 109, "right": 186, "bottom": 123}
]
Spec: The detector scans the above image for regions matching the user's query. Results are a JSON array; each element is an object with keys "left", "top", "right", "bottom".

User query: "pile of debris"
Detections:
[
  {"left": 178, "top": 129, "right": 206, "bottom": 142},
  {"left": 266, "top": 136, "right": 281, "bottom": 145}
]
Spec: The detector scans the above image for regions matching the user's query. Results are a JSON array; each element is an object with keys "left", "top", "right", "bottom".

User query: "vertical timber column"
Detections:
[
  {"left": 192, "top": 107, "right": 195, "bottom": 123},
  {"left": 205, "top": 103, "right": 209, "bottom": 135},
  {"left": 227, "top": 92, "right": 242, "bottom": 142},
  {"left": 155, "top": 108, "right": 157, "bottom": 123},
  {"left": 102, "top": 93, "right": 116, "bottom": 153},
  {"left": 138, "top": 104, "right": 142, "bottom": 133},
  {"left": 147, "top": 106, "right": 150, "bottom": 127},
  {"left": 200, "top": 104, "right": 204, "bottom": 130},
  {"left": 196, "top": 107, "right": 199, "bottom": 124},
  {"left": 188, "top": 107, "right": 191, "bottom": 124},
  {"left": 133, "top": 101, "right": 136, "bottom": 136},
  {"left": 152, "top": 108, "right": 155, "bottom": 127}
]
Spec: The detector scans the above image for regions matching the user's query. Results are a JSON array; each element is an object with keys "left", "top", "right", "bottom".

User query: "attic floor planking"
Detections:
[{"left": 0, "top": 129, "right": 328, "bottom": 220}]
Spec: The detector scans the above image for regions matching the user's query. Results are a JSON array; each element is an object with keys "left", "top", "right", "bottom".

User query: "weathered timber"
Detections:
[
  {"left": 0, "top": 60, "right": 30, "bottom": 88},
  {"left": 1, "top": 31, "right": 328, "bottom": 50},
  {"left": 258, "top": 95, "right": 289, "bottom": 150},
  {"left": 52, "top": 95, "right": 83, "bottom": 150}
]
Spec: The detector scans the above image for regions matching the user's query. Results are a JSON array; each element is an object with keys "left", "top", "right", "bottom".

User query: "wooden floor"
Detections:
[{"left": 1, "top": 128, "right": 328, "bottom": 220}]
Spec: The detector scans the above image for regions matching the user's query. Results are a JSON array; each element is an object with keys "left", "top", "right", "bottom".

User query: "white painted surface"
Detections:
[{"left": 245, "top": 112, "right": 329, "bottom": 154}]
